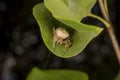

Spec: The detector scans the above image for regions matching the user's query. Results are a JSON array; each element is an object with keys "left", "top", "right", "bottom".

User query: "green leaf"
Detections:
[
  {"left": 26, "top": 67, "right": 88, "bottom": 80},
  {"left": 33, "top": 3, "right": 103, "bottom": 58},
  {"left": 44, "top": 0, "right": 110, "bottom": 28},
  {"left": 44, "top": 0, "right": 97, "bottom": 21},
  {"left": 115, "top": 70, "right": 120, "bottom": 80}
]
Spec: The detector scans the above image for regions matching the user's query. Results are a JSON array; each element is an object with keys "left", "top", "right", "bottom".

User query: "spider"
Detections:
[{"left": 52, "top": 27, "right": 72, "bottom": 52}]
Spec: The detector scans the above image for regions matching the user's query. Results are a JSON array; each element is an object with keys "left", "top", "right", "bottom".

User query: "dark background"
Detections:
[{"left": 0, "top": 0, "right": 119, "bottom": 80}]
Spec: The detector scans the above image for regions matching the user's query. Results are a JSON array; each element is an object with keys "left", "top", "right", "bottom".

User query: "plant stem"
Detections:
[
  {"left": 98, "top": 0, "right": 120, "bottom": 63},
  {"left": 103, "top": 0, "right": 109, "bottom": 18},
  {"left": 98, "top": 0, "right": 110, "bottom": 22},
  {"left": 89, "top": 13, "right": 110, "bottom": 28}
]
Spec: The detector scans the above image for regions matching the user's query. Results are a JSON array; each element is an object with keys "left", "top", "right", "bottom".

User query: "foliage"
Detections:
[
  {"left": 115, "top": 70, "right": 120, "bottom": 80},
  {"left": 33, "top": 0, "right": 103, "bottom": 58},
  {"left": 26, "top": 67, "right": 88, "bottom": 80}
]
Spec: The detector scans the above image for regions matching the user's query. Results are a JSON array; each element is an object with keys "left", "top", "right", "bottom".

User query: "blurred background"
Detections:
[{"left": 0, "top": 0, "right": 119, "bottom": 80}]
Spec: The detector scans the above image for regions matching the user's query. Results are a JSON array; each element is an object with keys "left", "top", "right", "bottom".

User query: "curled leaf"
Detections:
[{"left": 33, "top": 3, "right": 102, "bottom": 58}]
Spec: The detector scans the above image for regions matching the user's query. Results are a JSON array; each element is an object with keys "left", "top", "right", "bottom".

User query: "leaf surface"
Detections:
[
  {"left": 26, "top": 67, "right": 88, "bottom": 80},
  {"left": 115, "top": 70, "right": 120, "bottom": 80},
  {"left": 33, "top": 3, "right": 102, "bottom": 58},
  {"left": 44, "top": 0, "right": 97, "bottom": 21}
]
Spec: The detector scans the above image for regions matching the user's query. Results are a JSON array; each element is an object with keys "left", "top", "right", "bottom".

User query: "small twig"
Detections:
[
  {"left": 98, "top": 0, "right": 110, "bottom": 22},
  {"left": 103, "top": 0, "right": 110, "bottom": 18},
  {"left": 89, "top": 13, "right": 110, "bottom": 28},
  {"left": 98, "top": 0, "right": 120, "bottom": 63}
]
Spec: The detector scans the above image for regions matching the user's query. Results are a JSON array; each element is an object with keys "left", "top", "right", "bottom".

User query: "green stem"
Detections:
[
  {"left": 104, "top": 0, "right": 110, "bottom": 19},
  {"left": 98, "top": 0, "right": 120, "bottom": 64},
  {"left": 89, "top": 13, "right": 110, "bottom": 28},
  {"left": 98, "top": 0, "right": 110, "bottom": 22}
]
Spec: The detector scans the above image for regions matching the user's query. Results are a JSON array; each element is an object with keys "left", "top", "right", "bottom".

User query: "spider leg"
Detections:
[
  {"left": 64, "top": 39, "right": 71, "bottom": 52},
  {"left": 52, "top": 27, "right": 55, "bottom": 33},
  {"left": 53, "top": 40, "right": 56, "bottom": 48}
]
